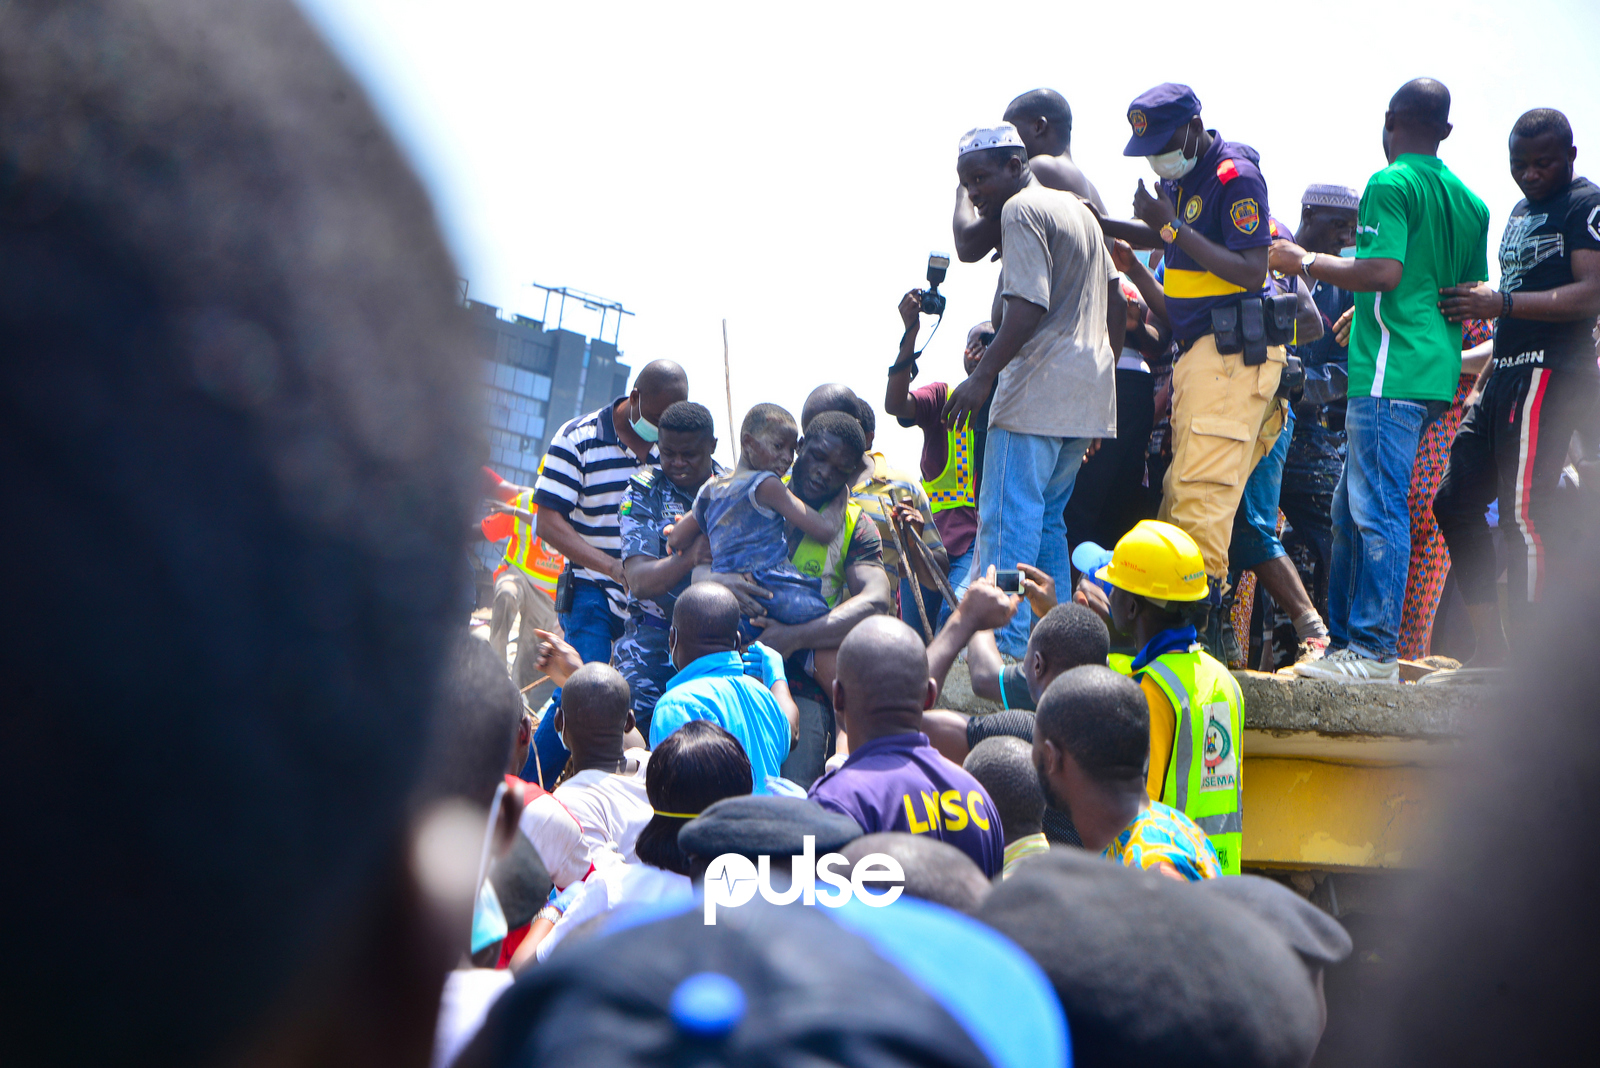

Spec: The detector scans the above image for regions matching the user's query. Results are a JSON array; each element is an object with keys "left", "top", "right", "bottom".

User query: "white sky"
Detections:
[{"left": 296, "top": 0, "right": 1600, "bottom": 469}]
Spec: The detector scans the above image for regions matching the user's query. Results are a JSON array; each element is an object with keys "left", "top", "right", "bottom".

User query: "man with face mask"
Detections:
[
  {"left": 1092, "top": 84, "right": 1284, "bottom": 654},
  {"left": 535, "top": 360, "right": 689, "bottom": 669}
]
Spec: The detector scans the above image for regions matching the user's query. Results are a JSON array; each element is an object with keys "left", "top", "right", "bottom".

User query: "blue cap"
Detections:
[
  {"left": 669, "top": 972, "right": 747, "bottom": 1037},
  {"left": 1123, "top": 83, "right": 1201, "bottom": 156}
]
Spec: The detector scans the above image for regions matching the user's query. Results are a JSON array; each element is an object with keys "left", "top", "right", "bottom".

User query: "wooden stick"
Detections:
[
  {"left": 905, "top": 524, "right": 959, "bottom": 607},
  {"left": 880, "top": 495, "right": 932, "bottom": 640},
  {"left": 722, "top": 319, "right": 737, "bottom": 466}
]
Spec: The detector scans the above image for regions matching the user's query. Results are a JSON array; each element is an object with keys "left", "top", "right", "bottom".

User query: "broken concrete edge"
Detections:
[{"left": 935, "top": 660, "right": 1497, "bottom": 740}]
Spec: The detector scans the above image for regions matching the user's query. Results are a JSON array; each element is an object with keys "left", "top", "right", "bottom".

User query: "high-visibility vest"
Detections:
[
  {"left": 790, "top": 501, "right": 863, "bottom": 609},
  {"left": 1133, "top": 650, "right": 1244, "bottom": 875},
  {"left": 505, "top": 490, "right": 564, "bottom": 598},
  {"left": 923, "top": 423, "right": 976, "bottom": 513}
]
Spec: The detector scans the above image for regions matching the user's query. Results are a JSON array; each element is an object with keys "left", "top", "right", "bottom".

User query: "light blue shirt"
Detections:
[{"left": 649, "top": 650, "right": 790, "bottom": 795}]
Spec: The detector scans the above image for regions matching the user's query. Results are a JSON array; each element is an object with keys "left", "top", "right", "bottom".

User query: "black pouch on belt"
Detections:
[
  {"left": 554, "top": 565, "right": 575, "bottom": 614},
  {"left": 1265, "top": 292, "right": 1298, "bottom": 345},
  {"left": 1239, "top": 297, "right": 1268, "bottom": 365},
  {"left": 1211, "top": 304, "right": 1241, "bottom": 354}
]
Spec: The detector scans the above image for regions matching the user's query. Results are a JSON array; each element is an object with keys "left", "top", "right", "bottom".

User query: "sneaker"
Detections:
[
  {"left": 1292, "top": 648, "right": 1398, "bottom": 683},
  {"left": 1295, "top": 636, "right": 1330, "bottom": 664}
]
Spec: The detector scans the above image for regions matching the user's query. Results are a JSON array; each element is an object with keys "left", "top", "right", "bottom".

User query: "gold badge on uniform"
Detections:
[
  {"left": 1184, "top": 195, "right": 1202, "bottom": 223},
  {"left": 1129, "top": 109, "right": 1148, "bottom": 136}
]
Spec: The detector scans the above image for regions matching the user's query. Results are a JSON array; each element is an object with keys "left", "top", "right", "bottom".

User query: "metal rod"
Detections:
[{"left": 722, "top": 319, "right": 737, "bottom": 466}]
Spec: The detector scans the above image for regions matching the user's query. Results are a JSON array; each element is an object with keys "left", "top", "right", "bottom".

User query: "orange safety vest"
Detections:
[{"left": 483, "top": 490, "right": 564, "bottom": 598}]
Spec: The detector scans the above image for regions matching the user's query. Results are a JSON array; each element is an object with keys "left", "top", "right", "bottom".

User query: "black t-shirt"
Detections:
[{"left": 1494, "top": 176, "right": 1600, "bottom": 374}]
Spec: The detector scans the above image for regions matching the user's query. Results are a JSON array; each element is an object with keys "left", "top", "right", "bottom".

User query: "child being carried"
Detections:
[{"left": 667, "top": 403, "right": 844, "bottom": 626}]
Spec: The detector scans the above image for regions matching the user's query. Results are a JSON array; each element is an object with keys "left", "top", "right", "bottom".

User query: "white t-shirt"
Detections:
[
  {"left": 989, "top": 177, "right": 1119, "bottom": 439},
  {"left": 516, "top": 782, "right": 590, "bottom": 890},
  {"left": 553, "top": 747, "right": 653, "bottom": 865},
  {"left": 537, "top": 861, "right": 693, "bottom": 962}
]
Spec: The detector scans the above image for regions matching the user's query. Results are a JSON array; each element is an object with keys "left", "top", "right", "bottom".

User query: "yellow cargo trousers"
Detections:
[{"left": 1157, "top": 334, "right": 1286, "bottom": 579}]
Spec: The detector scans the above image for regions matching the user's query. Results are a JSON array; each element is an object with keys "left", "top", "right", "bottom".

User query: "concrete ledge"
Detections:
[{"left": 938, "top": 661, "right": 1496, "bottom": 741}]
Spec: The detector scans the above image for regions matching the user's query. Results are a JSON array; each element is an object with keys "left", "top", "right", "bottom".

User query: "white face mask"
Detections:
[
  {"left": 1339, "top": 246, "right": 1357, "bottom": 258},
  {"left": 1147, "top": 127, "right": 1198, "bottom": 181}
]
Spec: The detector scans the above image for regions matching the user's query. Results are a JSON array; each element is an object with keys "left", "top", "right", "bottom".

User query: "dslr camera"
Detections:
[{"left": 919, "top": 252, "right": 950, "bottom": 315}]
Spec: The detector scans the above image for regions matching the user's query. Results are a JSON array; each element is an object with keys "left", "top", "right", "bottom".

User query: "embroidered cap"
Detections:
[
  {"left": 1301, "top": 183, "right": 1361, "bottom": 210},
  {"left": 958, "top": 122, "right": 1026, "bottom": 157}
]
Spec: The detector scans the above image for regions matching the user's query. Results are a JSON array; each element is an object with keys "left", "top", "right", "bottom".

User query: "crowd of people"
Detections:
[
  {"left": 13, "top": 4, "right": 1600, "bottom": 1067},
  {"left": 453, "top": 72, "right": 1600, "bottom": 1063}
]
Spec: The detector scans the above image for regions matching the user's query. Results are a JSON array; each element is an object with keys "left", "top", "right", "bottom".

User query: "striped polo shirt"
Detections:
[{"left": 534, "top": 398, "right": 655, "bottom": 620}]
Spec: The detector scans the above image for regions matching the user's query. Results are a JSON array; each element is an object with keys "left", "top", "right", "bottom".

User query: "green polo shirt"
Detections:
[{"left": 1348, "top": 154, "right": 1490, "bottom": 401}]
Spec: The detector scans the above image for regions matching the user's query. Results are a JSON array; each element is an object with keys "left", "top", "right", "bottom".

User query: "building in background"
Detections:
[{"left": 469, "top": 285, "right": 633, "bottom": 593}]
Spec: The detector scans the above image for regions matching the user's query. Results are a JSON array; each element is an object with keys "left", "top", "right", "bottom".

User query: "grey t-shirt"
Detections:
[{"left": 989, "top": 178, "right": 1118, "bottom": 439}]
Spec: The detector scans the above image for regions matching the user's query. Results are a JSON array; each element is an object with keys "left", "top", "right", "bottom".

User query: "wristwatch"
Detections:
[
  {"left": 1300, "top": 250, "right": 1318, "bottom": 273},
  {"left": 1159, "top": 220, "right": 1183, "bottom": 244}
]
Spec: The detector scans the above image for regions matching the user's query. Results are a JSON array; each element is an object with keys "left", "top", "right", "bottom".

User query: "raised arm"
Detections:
[
  {"left": 925, "top": 568, "right": 1018, "bottom": 701},
  {"left": 754, "top": 474, "right": 845, "bottom": 544},
  {"left": 954, "top": 183, "right": 1002, "bottom": 263},
  {"left": 1131, "top": 179, "right": 1267, "bottom": 291},
  {"left": 885, "top": 290, "right": 923, "bottom": 419}
]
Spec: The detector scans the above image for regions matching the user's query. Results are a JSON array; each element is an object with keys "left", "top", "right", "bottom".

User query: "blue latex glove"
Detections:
[
  {"left": 547, "top": 880, "right": 582, "bottom": 914},
  {"left": 742, "top": 641, "right": 786, "bottom": 687}
]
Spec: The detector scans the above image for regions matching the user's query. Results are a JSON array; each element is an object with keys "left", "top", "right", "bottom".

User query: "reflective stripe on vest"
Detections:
[
  {"left": 1141, "top": 654, "right": 1244, "bottom": 875},
  {"left": 789, "top": 501, "right": 862, "bottom": 608},
  {"left": 923, "top": 424, "right": 976, "bottom": 512},
  {"left": 507, "top": 491, "right": 564, "bottom": 596}
]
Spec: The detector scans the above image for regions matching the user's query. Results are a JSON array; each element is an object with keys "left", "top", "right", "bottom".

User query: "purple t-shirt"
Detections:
[{"left": 808, "top": 731, "right": 1005, "bottom": 879}]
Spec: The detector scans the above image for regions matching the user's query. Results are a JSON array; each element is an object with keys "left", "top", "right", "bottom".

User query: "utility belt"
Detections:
[{"left": 1211, "top": 293, "right": 1297, "bottom": 364}]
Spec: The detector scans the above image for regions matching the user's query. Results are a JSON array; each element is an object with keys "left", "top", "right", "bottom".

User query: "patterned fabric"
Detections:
[
  {"left": 1101, "top": 800, "right": 1221, "bottom": 881},
  {"left": 1001, "top": 832, "right": 1050, "bottom": 879},
  {"left": 1397, "top": 319, "right": 1495, "bottom": 660}
]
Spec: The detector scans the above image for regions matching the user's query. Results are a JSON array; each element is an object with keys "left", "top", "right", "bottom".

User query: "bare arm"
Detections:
[
  {"left": 954, "top": 184, "right": 1001, "bottom": 263},
  {"left": 884, "top": 290, "right": 922, "bottom": 419},
  {"left": 1105, "top": 278, "right": 1128, "bottom": 354},
  {"left": 1111, "top": 238, "right": 1173, "bottom": 343},
  {"left": 770, "top": 680, "right": 800, "bottom": 746},
  {"left": 537, "top": 508, "right": 625, "bottom": 583},
  {"left": 925, "top": 570, "right": 1019, "bottom": 701},
  {"left": 1293, "top": 276, "right": 1325, "bottom": 343},
  {"left": 1438, "top": 249, "right": 1600, "bottom": 323},
  {"left": 942, "top": 295, "right": 1048, "bottom": 430},
  {"left": 755, "top": 475, "right": 845, "bottom": 543},
  {"left": 750, "top": 559, "right": 892, "bottom": 657},
  {"left": 1269, "top": 240, "right": 1403, "bottom": 294},
  {"left": 664, "top": 510, "right": 702, "bottom": 553}
]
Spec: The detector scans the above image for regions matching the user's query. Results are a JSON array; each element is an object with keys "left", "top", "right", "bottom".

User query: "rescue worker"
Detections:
[
  {"left": 1098, "top": 520, "right": 1244, "bottom": 875},
  {"left": 1093, "top": 84, "right": 1287, "bottom": 654},
  {"left": 482, "top": 466, "right": 565, "bottom": 690},
  {"left": 616, "top": 401, "right": 722, "bottom": 739}
]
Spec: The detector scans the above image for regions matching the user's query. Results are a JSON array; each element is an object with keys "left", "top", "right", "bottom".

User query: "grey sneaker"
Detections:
[{"left": 1292, "top": 648, "right": 1399, "bottom": 683}]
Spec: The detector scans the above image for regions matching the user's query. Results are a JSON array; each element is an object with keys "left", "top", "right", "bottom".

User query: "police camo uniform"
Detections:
[{"left": 614, "top": 463, "right": 721, "bottom": 733}]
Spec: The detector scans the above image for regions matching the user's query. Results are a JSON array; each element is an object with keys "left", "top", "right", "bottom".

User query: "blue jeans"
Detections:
[
  {"left": 528, "top": 581, "right": 618, "bottom": 786},
  {"left": 898, "top": 541, "right": 975, "bottom": 641},
  {"left": 1230, "top": 405, "right": 1294, "bottom": 572},
  {"left": 1328, "top": 397, "right": 1432, "bottom": 662},
  {"left": 978, "top": 429, "right": 1090, "bottom": 658}
]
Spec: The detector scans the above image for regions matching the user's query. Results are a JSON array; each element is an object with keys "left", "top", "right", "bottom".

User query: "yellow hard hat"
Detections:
[{"left": 1096, "top": 520, "right": 1209, "bottom": 602}]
